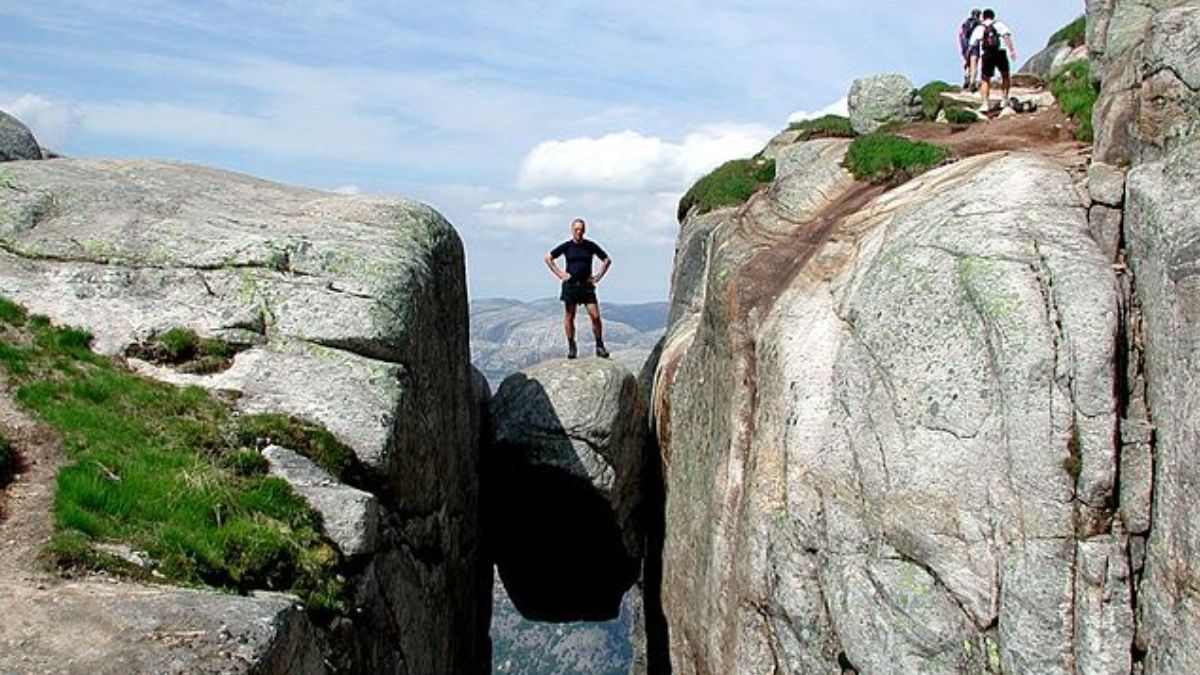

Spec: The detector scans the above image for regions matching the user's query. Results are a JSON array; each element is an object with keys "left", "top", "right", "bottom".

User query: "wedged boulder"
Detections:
[
  {"left": 0, "top": 110, "right": 40, "bottom": 162},
  {"left": 653, "top": 148, "right": 1126, "bottom": 674},
  {"left": 1126, "top": 138, "right": 1200, "bottom": 674},
  {"left": 0, "top": 582, "right": 324, "bottom": 674},
  {"left": 847, "top": 73, "right": 921, "bottom": 134},
  {"left": 485, "top": 358, "right": 647, "bottom": 622},
  {"left": 0, "top": 159, "right": 489, "bottom": 673}
]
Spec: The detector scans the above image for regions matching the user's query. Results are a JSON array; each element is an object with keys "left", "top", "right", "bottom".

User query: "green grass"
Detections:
[
  {"left": 844, "top": 134, "right": 951, "bottom": 183},
  {"left": 917, "top": 81, "right": 957, "bottom": 121},
  {"left": 126, "top": 327, "right": 241, "bottom": 375},
  {"left": 787, "top": 114, "right": 854, "bottom": 140},
  {"left": 1047, "top": 15, "right": 1086, "bottom": 48},
  {"left": 944, "top": 107, "right": 980, "bottom": 125},
  {"left": 677, "top": 157, "right": 776, "bottom": 222},
  {"left": 0, "top": 298, "right": 346, "bottom": 613},
  {"left": 233, "top": 413, "right": 360, "bottom": 483},
  {"left": 0, "top": 297, "right": 28, "bottom": 326},
  {"left": 1051, "top": 61, "right": 1098, "bottom": 142}
]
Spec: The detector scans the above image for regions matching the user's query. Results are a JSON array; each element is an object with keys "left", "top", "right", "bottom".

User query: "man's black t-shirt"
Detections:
[{"left": 550, "top": 238, "right": 608, "bottom": 282}]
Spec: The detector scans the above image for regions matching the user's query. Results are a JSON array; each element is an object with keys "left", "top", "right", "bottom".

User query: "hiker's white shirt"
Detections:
[{"left": 970, "top": 20, "right": 1013, "bottom": 52}]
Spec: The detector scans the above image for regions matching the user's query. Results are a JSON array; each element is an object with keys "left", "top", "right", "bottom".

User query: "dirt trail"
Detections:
[
  {"left": 900, "top": 104, "right": 1091, "bottom": 171},
  {"left": 0, "top": 372, "right": 62, "bottom": 580}
]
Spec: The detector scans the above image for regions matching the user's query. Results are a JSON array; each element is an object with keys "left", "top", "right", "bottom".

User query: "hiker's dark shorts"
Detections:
[
  {"left": 981, "top": 51, "right": 1010, "bottom": 79},
  {"left": 561, "top": 280, "right": 597, "bottom": 306},
  {"left": 962, "top": 44, "right": 980, "bottom": 62}
]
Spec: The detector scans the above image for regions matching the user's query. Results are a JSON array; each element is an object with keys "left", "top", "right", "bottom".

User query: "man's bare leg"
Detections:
[
  {"left": 586, "top": 303, "right": 609, "bottom": 358},
  {"left": 980, "top": 78, "right": 991, "bottom": 112},
  {"left": 564, "top": 303, "right": 578, "bottom": 358}
]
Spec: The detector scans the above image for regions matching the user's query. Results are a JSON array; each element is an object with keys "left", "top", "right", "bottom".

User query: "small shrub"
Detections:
[
  {"left": 677, "top": 158, "right": 776, "bottom": 222},
  {"left": 158, "top": 328, "right": 199, "bottom": 361},
  {"left": 1051, "top": 61, "right": 1098, "bottom": 142},
  {"left": 844, "top": 134, "right": 951, "bottom": 184},
  {"left": 1047, "top": 15, "right": 1086, "bottom": 48},
  {"left": 787, "top": 114, "right": 854, "bottom": 140},
  {"left": 126, "top": 327, "right": 243, "bottom": 374},
  {"left": 917, "top": 81, "right": 957, "bottom": 121},
  {"left": 944, "top": 107, "right": 980, "bottom": 125}
]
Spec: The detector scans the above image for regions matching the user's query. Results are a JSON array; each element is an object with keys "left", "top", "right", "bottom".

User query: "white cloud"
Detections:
[
  {"left": 787, "top": 97, "right": 849, "bottom": 124},
  {"left": 0, "top": 94, "right": 83, "bottom": 150},
  {"left": 537, "top": 195, "right": 564, "bottom": 208},
  {"left": 480, "top": 201, "right": 506, "bottom": 211},
  {"left": 517, "top": 123, "right": 774, "bottom": 193},
  {"left": 330, "top": 184, "right": 361, "bottom": 194}
]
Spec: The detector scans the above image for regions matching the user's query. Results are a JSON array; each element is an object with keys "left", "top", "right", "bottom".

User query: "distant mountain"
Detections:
[
  {"left": 471, "top": 297, "right": 666, "bottom": 675},
  {"left": 470, "top": 297, "right": 668, "bottom": 389}
]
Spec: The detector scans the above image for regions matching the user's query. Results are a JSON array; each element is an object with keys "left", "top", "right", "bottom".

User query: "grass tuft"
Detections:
[
  {"left": 233, "top": 413, "right": 359, "bottom": 483},
  {"left": 917, "top": 81, "right": 957, "bottom": 121},
  {"left": 944, "top": 107, "right": 980, "bottom": 125},
  {"left": 677, "top": 158, "right": 775, "bottom": 222},
  {"left": 125, "top": 327, "right": 243, "bottom": 375},
  {"left": 787, "top": 114, "right": 854, "bottom": 140},
  {"left": 1047, "top": 15, "right": 1086, "bottom": 48},
  {"left": 844, "top": 134, "right": 951, "bottom": 184},
  {"left": 1050, "top": 61, "right": 1098, "bottom": 142},
  {"left": 0, "top": 296, "right": 345, "bottom": 613},
  {"left": 0, "top": 297, "right": 28, "bottom": 327}
]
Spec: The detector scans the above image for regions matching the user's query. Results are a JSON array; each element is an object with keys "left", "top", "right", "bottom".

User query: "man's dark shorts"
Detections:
[
  {"left": 962, "top": 43, "right": 980, "bottom": 64},
  {"left": 561, "top": 280, "right": 597, "bottom": 305},
  {"left": 981, "top": 50, "right": 1010, "bottom": 79}
]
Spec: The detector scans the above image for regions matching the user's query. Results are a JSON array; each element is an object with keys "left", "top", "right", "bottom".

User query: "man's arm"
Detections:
[
  {"left": 545, "top": 252, "right": 568, "bottom": 280},
  {"left": 1004, "top": 34, "right": 1017, "bottom": 63},
  {"left": 591, "top": 256, "right": 612, "bottom": 285}
]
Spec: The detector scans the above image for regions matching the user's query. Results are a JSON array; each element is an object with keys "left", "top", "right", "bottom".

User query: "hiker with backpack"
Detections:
[
  {"left": 958, "top": 9, "right": 983, "bottom": 91},
  {"left": 544, "top": 218, "right": 612, "bottom": 359},
  {"left": 969, "top": 9, "right": 1018, "bottom": 113}
]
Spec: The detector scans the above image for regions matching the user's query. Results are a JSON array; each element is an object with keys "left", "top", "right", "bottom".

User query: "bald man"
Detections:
[{"left": 544, "top": 218, "right": 612, "bottom": 359}]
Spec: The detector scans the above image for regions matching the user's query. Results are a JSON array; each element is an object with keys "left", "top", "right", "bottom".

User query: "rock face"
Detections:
[
  {"left": 1126, "top": 134, "right": 1200, "bottom": 675},
  {"left": 847, "top": 73, "right": 921, "bottom": 134},
  {"left": 0, "top": 111, "right": 41, "bottom": 162},
  {"left": 0, "top": 159, "right": 489, "bottom": 674},
  {"left": 650, "top": 134, "right": 1131, "bottom": 672},
  {"left": 1020, "top": 41, "right": 1088, "bottom": 81},
  {"left": 486, "top": 358, "right": 647, "bottom": 622},
  {"left": 1089, "top": 0, "right": 1200, "bottom": 164}
]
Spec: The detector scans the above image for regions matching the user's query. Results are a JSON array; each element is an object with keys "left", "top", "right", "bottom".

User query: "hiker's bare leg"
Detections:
[
  {"left": 980, "top": 78, "right": 991, "bottom": 110},
  {"left": 564, "top": 303, "right": 577, "bottom": 342},
  {"left": 585, "top": 303, "right": 603, "bottom": 343},
  {"left": 1002, "top": 71, "right": 1011, "bottom": 101}
]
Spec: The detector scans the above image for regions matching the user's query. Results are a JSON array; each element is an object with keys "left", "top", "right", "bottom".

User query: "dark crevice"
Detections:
[{"left": 640, "top": 425, "right": 672, "bottom": 673}]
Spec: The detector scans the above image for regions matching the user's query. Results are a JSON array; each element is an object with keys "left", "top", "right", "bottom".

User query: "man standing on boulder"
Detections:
[
  {"left": 545, "top": 218, "right": 612, "bottom": 359},
  {"left": 969, "top": 9, "right": 1017, "bottom": 113}
]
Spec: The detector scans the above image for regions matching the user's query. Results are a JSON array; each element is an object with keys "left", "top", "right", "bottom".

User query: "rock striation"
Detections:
[
  {"left": 485, "top": 358, "right": 647, "bottom": 622},
  {"left": 0, "top": 159, "right": 489, "bottom": 674}
]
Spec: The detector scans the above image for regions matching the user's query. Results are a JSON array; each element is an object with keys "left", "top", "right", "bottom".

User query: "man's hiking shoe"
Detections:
[
  {"left": 595, "top": 344, "right": 610, "bottom": 359},
  {"left": 567, "top": 342, "right": 578, "bottom": 359}
]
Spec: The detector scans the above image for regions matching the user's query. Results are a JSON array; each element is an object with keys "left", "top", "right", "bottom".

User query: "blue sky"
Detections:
[{"left": 0, "top": 1, "right": 1080, "bottom": 303}]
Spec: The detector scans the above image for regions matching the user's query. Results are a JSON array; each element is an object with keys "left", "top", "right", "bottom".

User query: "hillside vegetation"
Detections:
[
  {"left": 677, "top": 157, "right": 776, "bottom": 221},
  {"left": 0, "top": 295, "right": 346, "bottom": 612}
]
